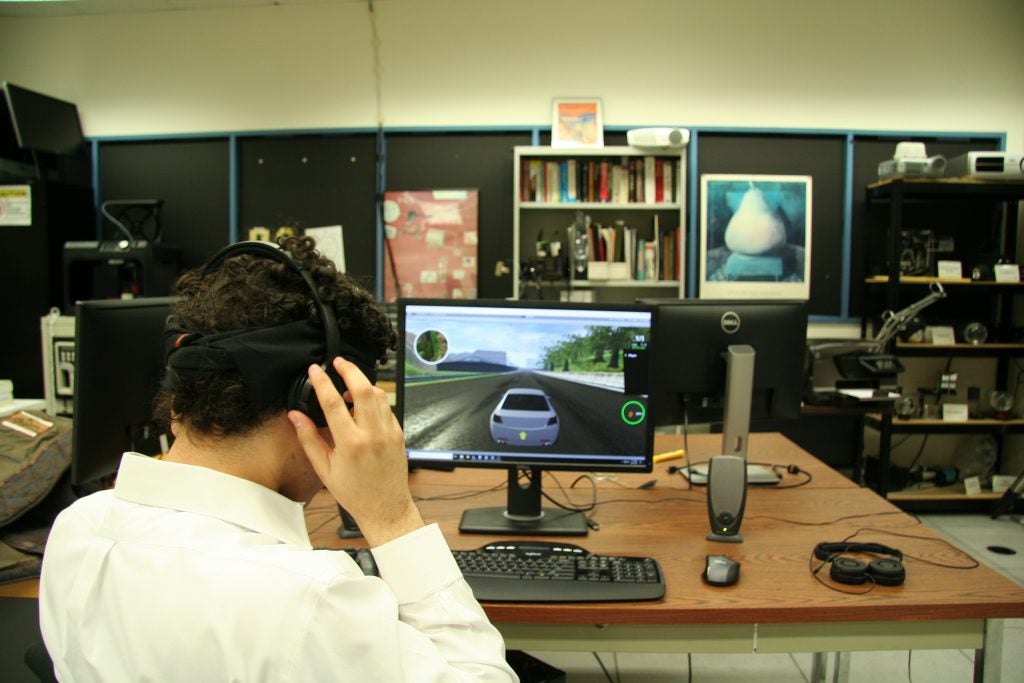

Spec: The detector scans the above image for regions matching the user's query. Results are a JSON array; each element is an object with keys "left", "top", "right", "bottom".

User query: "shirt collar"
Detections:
[{"left": 113, "top": 452, "right": 313, "bottom": 549}]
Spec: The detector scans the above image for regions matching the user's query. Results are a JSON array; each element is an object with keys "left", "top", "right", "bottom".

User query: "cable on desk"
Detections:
[
  {"left": 748, "top": 510, "right": 906, "bottom": 526},
  {"left": 413, "top": 478, "right": 509, "bottom": 502},
  {"left": 841, "top": 527, "right": 980, "bottom": 570},
  {"left": 540, "top": 471, "right": 598, "bottom": 514},
  {"left": 667, "top": 459, "right": 814, "bottom": 488}
]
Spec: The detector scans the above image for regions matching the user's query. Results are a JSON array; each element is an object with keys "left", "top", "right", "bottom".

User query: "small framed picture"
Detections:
[{"left": 551, "top": 98, "right": 603, "bottom": 148}]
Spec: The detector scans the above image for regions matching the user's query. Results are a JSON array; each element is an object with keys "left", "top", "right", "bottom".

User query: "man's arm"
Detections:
[{"left": 290, "top": 357, "right": 518, "bottom": 681}]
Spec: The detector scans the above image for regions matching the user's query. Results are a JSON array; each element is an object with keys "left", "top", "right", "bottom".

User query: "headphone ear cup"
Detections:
[
  {"left": 287, "top": 373, "right": 323, "bottom": 427},
  {"left": 829, "top": 556, "right": 869, "bottom": 585},
  {"left": 868, "top": 557, "right": 906, "bottom": 586},
  {"left": 288, "top": 364, "right": 351, "bottom": 428}
]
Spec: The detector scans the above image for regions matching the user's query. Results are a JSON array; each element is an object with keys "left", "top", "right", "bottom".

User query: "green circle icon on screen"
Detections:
[{"left": 621, "top": 401, "right": 646, "bottom": 426}]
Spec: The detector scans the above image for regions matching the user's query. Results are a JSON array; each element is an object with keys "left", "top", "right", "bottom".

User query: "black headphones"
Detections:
[
  {"left": 813, "top": 541, "right": 906, "bottom": 586},
  {"left": 199, "top": 240, "right": 369, "bottom": 427}
]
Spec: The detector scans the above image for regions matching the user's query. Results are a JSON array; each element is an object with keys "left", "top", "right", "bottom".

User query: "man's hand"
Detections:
[{"left": 289, "top": 357, "right": 423, "bottom": 547}]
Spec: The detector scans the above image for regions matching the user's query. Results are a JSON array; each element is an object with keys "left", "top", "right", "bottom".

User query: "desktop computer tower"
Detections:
[
  {"left": 0, "top": 180, "right": 94, "bottom": 399},
  {"left": 40, "top": 309, "right": 76, "bottom": 416}
]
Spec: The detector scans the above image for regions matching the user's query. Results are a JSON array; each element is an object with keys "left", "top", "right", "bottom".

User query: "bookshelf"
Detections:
[{"left": 512, "top": 145, "right": 687, "bottom": 302}]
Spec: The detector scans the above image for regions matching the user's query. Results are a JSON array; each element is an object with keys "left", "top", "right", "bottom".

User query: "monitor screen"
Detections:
[
  {"left": 641, "top": 299, "right": 808, "bottom": 427},
  {"left": 397, "top": 299, "right": 656, "bottom": 535},
  {"left": 2, "top": 82, "right": 85, "bottom": 156},
  {"left": 71, "top": 297, "right": 175, "bottom": 486}
]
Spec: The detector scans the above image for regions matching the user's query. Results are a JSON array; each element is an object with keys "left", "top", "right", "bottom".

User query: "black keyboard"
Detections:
[{"left": 451, "top": 540, "right": 665, "bottom": 602}]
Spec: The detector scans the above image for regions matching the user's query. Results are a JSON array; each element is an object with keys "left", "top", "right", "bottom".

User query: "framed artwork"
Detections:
[
  {"left": 551, "top": 98, "right": 604, "bottom": 148},
  {"left": 383, "top": 189, "right": 479, "bottom": 302},
  {"left": 699, "top": 174, "right": 812, "bottom": 300}
]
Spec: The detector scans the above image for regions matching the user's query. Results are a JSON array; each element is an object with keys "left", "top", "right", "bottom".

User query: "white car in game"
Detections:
[{"left": 489, "top": 388, "right": 560, "bottom": 446}]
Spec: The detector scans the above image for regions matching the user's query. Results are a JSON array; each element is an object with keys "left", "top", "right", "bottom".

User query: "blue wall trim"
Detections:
[
  {"left": 228, "top": 135, "right": 239, "bottom": 243},
  {"left": 375, "top": 129, "right": 386, "bottom": 300},
  {"left": 687, "top": 131, "right": 699, "bottom": 297},
  {"left": 840, "top": 134, "right": 854, "bottom": 320}
]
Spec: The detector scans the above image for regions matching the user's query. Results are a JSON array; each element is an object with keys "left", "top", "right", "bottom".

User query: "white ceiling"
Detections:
[{"left": 0, "top": 0, "right": 364, "bottom": 17}]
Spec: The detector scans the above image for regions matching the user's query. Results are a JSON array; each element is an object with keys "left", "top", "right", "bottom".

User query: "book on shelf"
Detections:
[
  {"left": 580, "top": 215, "right": 681, "bottom": 283},
  {"left": 519, "top": 155, "right": 679, "bottom": 205}
]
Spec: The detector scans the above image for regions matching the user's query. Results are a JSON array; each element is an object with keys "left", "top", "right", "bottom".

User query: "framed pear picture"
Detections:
[{"left": 699, "top": 174, "right": 812, "bottom": 300}]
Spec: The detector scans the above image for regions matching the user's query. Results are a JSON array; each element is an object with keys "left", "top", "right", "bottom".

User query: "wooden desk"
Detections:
[
  {"left": 306, "top": 433, "right": 1024, "bottom": 682},
  {"left": 6, "top": 433, "right": 1023, "bottom": 681}
]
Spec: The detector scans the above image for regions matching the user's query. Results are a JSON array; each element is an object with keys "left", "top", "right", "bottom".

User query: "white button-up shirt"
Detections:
[{"left": 40, "top": 453, "right": 518, "bottom": 682}]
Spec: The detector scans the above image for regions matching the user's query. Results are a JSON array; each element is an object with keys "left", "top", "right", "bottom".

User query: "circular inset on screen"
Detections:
[
  {"left": 621, "top": 400, "right": 647, "bottom": 426},
  {"left": 414, "top": 330, "right": 449, "bottom": 364}
]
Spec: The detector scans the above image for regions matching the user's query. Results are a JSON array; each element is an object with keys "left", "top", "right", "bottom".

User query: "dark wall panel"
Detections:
[
  {"left": 696, "top": 134, "right": 846, "bottom": 317},
  {"left": 99, "top": 139, "right": 230, "bottom": 270},
  {"left": 384, "top": 132, "right": 532, "bottom": 299},
  {"left": 237, "top": 134, "right": 378, "bottom": 285}
]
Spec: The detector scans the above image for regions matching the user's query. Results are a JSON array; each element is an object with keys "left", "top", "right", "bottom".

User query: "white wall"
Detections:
[{"left": 1, "top": 0, "right": 1022, "bottom": 146}]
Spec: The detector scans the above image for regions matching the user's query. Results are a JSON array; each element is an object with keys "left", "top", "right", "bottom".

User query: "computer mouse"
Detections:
[{"left": 703, "top": 554, "right": 740, "bottom": 586}]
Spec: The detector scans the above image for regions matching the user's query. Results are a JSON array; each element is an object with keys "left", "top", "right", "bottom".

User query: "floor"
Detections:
[{"left": 523, "top": 513, "right": 1024, "bottom": 683}]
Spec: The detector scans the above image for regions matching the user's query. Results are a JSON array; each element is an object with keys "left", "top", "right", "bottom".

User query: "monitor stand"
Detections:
[
  {"left": 707, "top": 344, "right": 755, "bottom": 543},
  {"left": 459, "top": 467, "right": 589, "bottom": 536}
]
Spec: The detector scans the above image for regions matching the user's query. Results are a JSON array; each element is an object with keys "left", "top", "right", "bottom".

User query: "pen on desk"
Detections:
[{"left": 653, "top": 449, "right": 685, "bottom": 464}]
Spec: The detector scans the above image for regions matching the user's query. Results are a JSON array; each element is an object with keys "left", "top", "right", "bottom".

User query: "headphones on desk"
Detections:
[
  {"left": 813, "top": 541, "right": 906, "bottom": 586},
  {"left": 165, "top": 240, "right": 378, "bottom": 426}
]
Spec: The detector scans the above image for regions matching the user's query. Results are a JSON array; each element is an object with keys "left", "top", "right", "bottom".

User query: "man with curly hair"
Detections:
[{"left": 39, "top": 236, "right": 517, "bottom": 682}]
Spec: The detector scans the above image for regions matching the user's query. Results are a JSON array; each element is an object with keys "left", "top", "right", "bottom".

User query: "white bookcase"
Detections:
[{"left": 513, "top": 145, "right": 687, "bottom": 302}]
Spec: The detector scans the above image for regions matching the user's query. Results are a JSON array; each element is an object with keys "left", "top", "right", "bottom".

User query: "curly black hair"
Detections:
[{"left": 154, "top": 235, "right": 396, "bottom": 438}]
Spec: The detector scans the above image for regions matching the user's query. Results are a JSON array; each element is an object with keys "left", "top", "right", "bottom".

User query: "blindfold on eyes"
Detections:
[{"left": 163, "top": 317, "right": 379, "bottom": 412}]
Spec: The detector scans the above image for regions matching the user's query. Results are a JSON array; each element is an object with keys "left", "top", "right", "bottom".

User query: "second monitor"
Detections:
[
  {"left": 644, "top": 298, "right": 808, "bottom": 429},
  {"left": 643, "top": 298, "right": 808, "bottom": 482}
]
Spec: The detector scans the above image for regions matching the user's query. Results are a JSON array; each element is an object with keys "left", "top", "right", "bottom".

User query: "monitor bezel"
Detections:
[
  {"left": 71, "top": 296, "right": 176, "bottom": 486},
  {"left": 396, "top": 297, "right": 657, "bottom": 475},
  {"left": 2, "top": 82, "right": 86, "bottom": 157},
  {"left": 639, "top": 297, "right": 808, "bottom": 428}
]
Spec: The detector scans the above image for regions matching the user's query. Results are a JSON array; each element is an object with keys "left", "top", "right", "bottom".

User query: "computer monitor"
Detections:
[
  {"left": 641, "top": 299, "right": 808, "bottom": 428},
  {"left": 2, "top": 82, "right": 85, "bottom": 156},
  {"left": 71, "top": 297, "right": 175, "bottom": 486},
  {"left": 397, "top": 299, "right": 656, "bottom": 536}
]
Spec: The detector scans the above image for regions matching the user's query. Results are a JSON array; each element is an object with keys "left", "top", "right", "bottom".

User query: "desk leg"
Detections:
[
  {"left": 833, "top": 651, "right": 850, "bottom": 682},
  {"left": 974, "top": 618, "right": 1003, "bottom": 683},
  {"left": 810, "top": 653, "right": 826, "bottom": 682},
  {"left": 810, "top": 652, "right": 850, "bottom": 683},
  {"left": 878, "top": 412, "right": 893, "bottom": 497}
]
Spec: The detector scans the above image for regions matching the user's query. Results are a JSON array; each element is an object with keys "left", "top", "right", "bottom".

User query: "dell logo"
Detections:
[{"left": 720, "top": 311, "right": 741, "bottom": 334}]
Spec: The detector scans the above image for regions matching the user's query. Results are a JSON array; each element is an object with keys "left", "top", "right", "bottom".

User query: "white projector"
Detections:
[
  {"left": 878, "top": 156, "right": 945, "bottom": 180},
  {"left": 946, "top": 152, "right": 1024, "bottom": 180},
  {"left": 627, "top": 127, "right": 690, "bottom": 149}
]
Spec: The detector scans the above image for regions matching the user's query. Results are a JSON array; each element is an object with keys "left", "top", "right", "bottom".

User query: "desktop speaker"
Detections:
[
  {"left": 706, "top": 455, "right": 746, "bottom": 543},
  {"left": 626, "top": 127, "right": 690, "bottom": 149}
]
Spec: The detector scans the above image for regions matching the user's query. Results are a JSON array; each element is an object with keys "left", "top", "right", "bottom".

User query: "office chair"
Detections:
[{"left": 24, "top": 640, "right": 57, "bottom": 683}]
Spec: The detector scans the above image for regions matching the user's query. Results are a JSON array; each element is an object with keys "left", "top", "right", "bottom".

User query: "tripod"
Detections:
[{"left": 990, "top": 469, "right": 1024, "bottom": 519}]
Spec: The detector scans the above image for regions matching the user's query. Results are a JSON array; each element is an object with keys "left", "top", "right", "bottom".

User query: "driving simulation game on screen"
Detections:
[{"left": 398, "top": 300, "right": 654, "bottom": 471}]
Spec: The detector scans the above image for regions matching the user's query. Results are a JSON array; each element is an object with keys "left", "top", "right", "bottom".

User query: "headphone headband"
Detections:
[
  {"left": 813, "top": 541, "right": 903, "bottom": 562},
  {"left": 202, "top": 240, "right": 341, "bottom": 359},
  {"left": 169, "top": 239, "right": 374, "bottom": 426}
]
